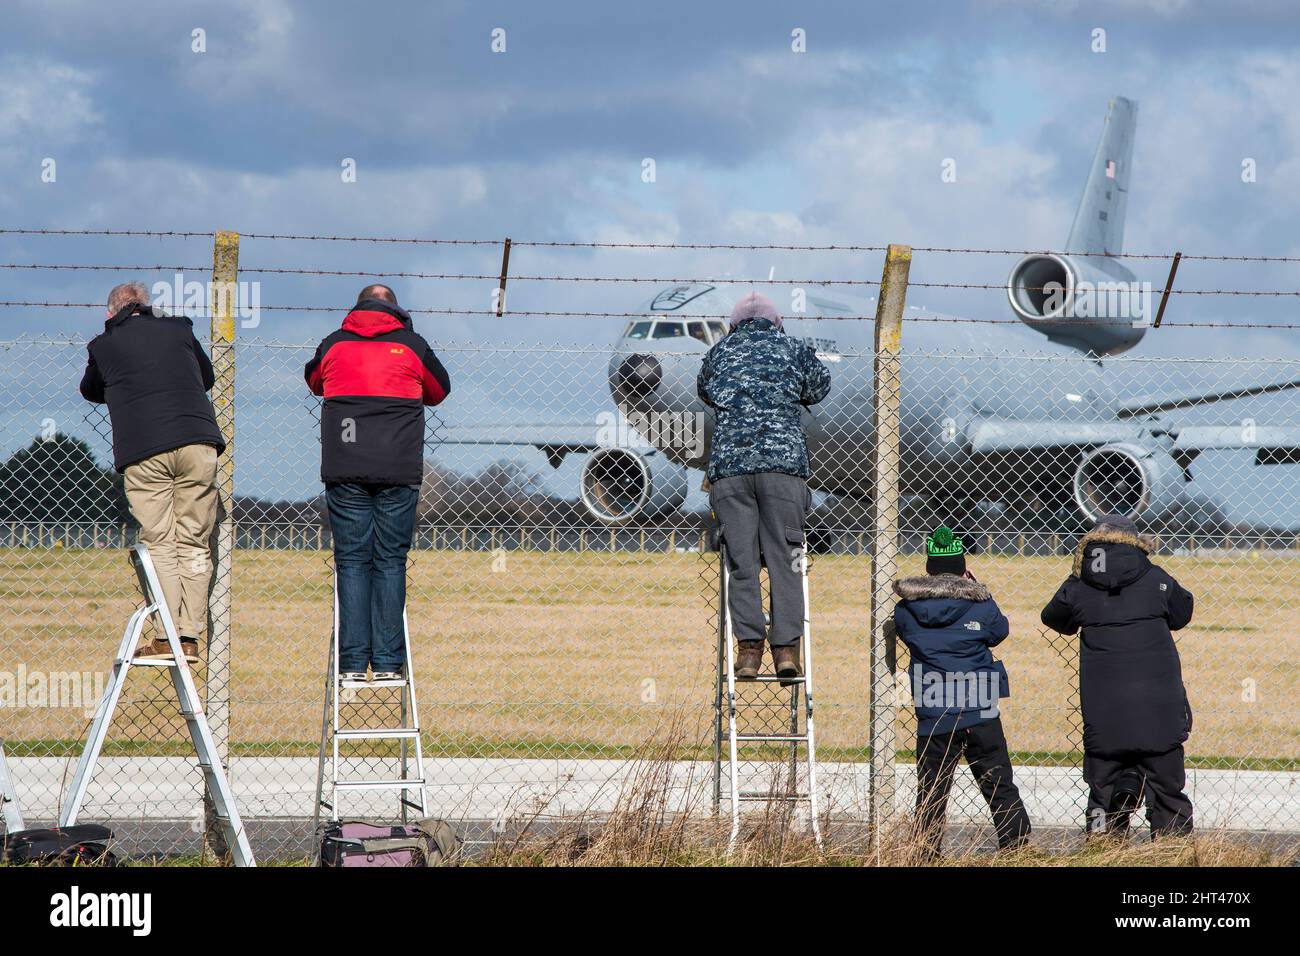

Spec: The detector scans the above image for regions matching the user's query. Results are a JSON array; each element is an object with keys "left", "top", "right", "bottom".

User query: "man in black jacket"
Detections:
[
  {"left": 1040, "top": 514, "right": 1195, "bottom": 837},
  {"left": 79, "top": 282, "right": 227, "bottom": 663},
  {"left": 305, "top": 285, "right": 450, "bottom": 681}
]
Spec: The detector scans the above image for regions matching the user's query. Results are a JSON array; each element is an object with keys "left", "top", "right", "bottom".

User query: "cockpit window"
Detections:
[
  {"left": 687, "top": 322, "right": 709, "bottom": 344},
  {"left": 708, "top": 321, "right": 727, "bottom": 341},
  {"left": 624, "top": 320, "right": 652, "bottom": 339},
  {"left": 652, "top": 321, "right": 686, "bottom": 339}
]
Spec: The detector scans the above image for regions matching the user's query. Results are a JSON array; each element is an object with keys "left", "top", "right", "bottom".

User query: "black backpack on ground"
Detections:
[
  {"left": 319, "top": 818, "right": 461, "bottom": 868},
  {"left": 2, "top": 824, "right": 117, "bottom": 866}
]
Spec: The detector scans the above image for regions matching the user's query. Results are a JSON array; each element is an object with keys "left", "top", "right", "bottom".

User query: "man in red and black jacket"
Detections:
[{"left": 305, "top": 285, "right": 450, "bottom": 681}]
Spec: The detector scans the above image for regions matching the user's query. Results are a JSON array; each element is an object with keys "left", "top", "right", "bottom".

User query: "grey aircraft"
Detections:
[{"left": 449, "top": 97, "right": 1300, "bottom": 528}]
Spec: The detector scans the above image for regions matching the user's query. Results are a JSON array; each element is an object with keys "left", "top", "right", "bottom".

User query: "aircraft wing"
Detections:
[
  {"left": 433, "top": 424, "right": 599, "bottom": 447},
  {"left": 966, "top": 418, "right": 1300, "bottom": 467},
  {"left": 966, "top": 419, "right": 1144, "bottom": 455},
  {"left": 1171, "top": 425, "right": 1300, "bottom": 463},
  {"left": 1118, "top": 377, "right": 1300, "bottom": 418},
  {"left": 431, "top": 423, "right": 602, "bottom": 467}
]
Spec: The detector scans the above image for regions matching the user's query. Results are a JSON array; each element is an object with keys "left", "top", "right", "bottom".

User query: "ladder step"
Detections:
[
  {"left": 735, "top": 675, "right": 806, "bottom": 683},
  {"left": 335, "top": 728, "right": 420, "bottom": 740},
  {"left": 735, "top": 734, "right": 809, "bottom": 743},
  {"left": 737, "top": 792, "right": 811, "bottom": 801},
  {"left": 339, "top": 678, "right": 408, "bottom": 689},
  {"left": 334, "top": 778, "right": 426, "bottom": 791}
]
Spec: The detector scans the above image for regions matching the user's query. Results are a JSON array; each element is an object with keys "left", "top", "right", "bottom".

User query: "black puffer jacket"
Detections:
[
  {"left": 79, "top": 305, "right": 226, "bottom": 472},
  {"left": 1040, "top": 524, "right": 1194, "bottom": 756}
]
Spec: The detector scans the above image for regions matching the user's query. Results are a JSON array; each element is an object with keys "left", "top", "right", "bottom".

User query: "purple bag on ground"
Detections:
[{"left": 319, "top": 819, "right": 460, "bottom": 868}]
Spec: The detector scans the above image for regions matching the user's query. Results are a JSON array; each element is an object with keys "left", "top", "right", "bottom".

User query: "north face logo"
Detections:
[
  {"left": 1159, "top": 582, "right": 1168, "bottom": 591},
  {"left": 963, "top": 621, "right": 981, "bottom": 631}
]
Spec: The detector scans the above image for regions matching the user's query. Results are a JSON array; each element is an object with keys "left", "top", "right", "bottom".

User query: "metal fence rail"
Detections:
[{"left": 2, "top": 318, "right": 1298, "bottom": 859}]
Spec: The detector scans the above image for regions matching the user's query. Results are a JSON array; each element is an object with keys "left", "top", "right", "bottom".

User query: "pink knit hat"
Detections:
[{"left": 729, "top": 291, "right": 783, "bottom": 329}]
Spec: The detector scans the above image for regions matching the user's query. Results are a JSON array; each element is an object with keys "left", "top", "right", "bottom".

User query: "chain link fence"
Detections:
[{"left": 2, "top": 327, "right": 1298, "bottom": 859}]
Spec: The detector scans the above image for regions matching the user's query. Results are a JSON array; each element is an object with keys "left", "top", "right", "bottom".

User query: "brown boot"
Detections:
[
  {"left": 772, "top": 644, "right": 802, "bottom": 684},
  {"left": 734, "top": 642, "right": 763, "bottom": 680},
  {"left": 135, "top": 638, "right": 200, "bottom": 664}
]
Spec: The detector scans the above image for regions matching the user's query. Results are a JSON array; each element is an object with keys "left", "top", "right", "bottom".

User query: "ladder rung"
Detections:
[
  {"left": 334, "top": 778, "right": 425, "bottom": 791},
  {"left": 338, "top": 678, "right": 407, "bottom": 689},
  {"left": 735, "top": 734, "right": 808, "bottom": 743},
  {"left": 335, "top": 728, "right": 420, "bottom": 740},
  {"left": 737, "top": 792, "right": 810, "bottom": 801},
  {"left": 735, "top": 675, "right": 805, "bottom": 683}
]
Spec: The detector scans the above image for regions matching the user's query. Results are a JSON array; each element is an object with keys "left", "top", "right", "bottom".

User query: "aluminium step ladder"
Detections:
[
  {"left": 59, "top": 543, "right": 255, "bottom": 866},
  {"left": 713, "top": 538, "right": 822, "bottom": 852},
  {"left": 0, "top": 738, "right": 25, "bottom": 834},
  {"left": 313, "top": 574, "right": 428, "bottom": 833}
]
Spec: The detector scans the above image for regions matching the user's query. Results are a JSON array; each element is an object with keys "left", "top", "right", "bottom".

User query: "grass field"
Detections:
[{"left": 2, "top": 545, "right": 1297, "bottom": 767}]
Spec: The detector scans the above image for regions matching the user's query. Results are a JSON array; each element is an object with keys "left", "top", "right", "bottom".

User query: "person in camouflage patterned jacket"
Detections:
[
  {"left": 697, "top": 292, "right": 831, "bottom": 681},
  {"left": 696, "top": 295, "right": 831, "bottom": 482}
]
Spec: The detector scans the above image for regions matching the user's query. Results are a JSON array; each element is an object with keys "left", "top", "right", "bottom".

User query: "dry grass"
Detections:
[
  {"left": 475, "top": 728, "right": 1299, "bottom": 868},
  {"left": 1, "top": 546, "right": 1296, "bottom": 767}
]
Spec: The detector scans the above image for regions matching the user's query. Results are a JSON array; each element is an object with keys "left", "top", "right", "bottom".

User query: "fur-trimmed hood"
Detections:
[
  {"left": 1071, "top": 523, "right": 1158, "bottom": 577},
  {"left": 893, "top": 574, "right": 991, "bottom": 603}
]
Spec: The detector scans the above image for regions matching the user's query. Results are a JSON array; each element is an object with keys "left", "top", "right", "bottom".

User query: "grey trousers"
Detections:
[{"left": 710, "top": 472, "right": 810, "bottom": 647}]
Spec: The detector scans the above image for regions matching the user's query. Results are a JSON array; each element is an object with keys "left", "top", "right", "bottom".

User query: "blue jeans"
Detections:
[{"left": 326, "top": 483, "right": 419, "bottom": 672}]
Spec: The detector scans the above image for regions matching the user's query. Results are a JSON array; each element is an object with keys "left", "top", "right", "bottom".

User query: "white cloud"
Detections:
[{"left": 0, "top": 57, "right": 100, "bottom": 145}]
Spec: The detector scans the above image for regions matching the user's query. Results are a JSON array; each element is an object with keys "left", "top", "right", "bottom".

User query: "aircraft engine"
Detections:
[
  {"left": 1072, "top": 442, "right": 1183, "bottom": 521},
  {"left": 579, "top": 448, "right": 688, "bottom": 524},
  {"left": 1007, "top": 252, "right": 1147, "bottom": 356}
]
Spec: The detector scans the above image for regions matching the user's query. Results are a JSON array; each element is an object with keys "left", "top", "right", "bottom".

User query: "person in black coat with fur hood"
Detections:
[
  {"left": 893, "top": 526, "right": 1031, "bottom": 856},
  {"left": 1041, "top": 514, "right": 1195, "bottom": 838}
]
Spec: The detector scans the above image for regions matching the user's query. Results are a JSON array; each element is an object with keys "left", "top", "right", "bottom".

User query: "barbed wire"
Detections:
[
  {"left": 0, "top": 229, "right": 214, "bottom": 239},
  {"left": 7, "top": 299, "right": 1300, "bottom": 329},
  {"left": 6, "top": 228, "right": 1300, "bottom": 262},
  {"left": 3, "top": 262, "right": 1300, "bottom": 296}
]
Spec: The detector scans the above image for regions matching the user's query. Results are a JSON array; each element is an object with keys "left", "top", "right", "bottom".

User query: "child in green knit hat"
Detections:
[{"left": 893, "top": 525, "right": 1031, "bottom": 856}]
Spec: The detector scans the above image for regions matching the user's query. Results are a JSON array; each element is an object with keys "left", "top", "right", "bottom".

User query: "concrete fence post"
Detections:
[
  {"left": 206, "top": 229, "right": 239, "bottom": 861},
  {"left": 869, "top": 243, "right": 911, "bottom": 841}
]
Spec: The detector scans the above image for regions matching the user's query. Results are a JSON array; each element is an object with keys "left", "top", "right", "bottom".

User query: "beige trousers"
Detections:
[{"left": 124, "top": 444, "right": 219, "bottom": 640}]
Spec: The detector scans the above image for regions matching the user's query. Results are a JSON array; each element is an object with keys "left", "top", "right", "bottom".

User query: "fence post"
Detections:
[
  {"left": 869, "top": 243, "right": 911, "bottom": 841},
  {"left": 206, "top": 229, "right": 239, "bottom": 862}
]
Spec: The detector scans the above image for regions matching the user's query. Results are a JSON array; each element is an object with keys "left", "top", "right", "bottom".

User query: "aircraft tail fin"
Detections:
[{"left": 1065, "top": 96, "right": 1137, "bottom": 255}]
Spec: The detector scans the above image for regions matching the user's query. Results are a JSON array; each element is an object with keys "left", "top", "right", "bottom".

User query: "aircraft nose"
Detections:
[{"left": 611, "top": 353, "right": 662, "bottom": 403}]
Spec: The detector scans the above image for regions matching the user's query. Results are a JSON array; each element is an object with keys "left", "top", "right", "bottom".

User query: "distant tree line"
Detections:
[{"left": 0, "top": 437, "right": 1275, "bottom": 543}]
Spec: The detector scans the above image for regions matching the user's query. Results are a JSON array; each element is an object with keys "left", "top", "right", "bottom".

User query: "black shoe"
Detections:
[{"left": 1106, "top": 769, "right": 1144, "bottom": 834}]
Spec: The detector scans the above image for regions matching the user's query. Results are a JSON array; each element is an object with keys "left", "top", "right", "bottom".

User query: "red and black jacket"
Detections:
[{"left": 304, "top": 299, "right": 450, "bottom": 486}]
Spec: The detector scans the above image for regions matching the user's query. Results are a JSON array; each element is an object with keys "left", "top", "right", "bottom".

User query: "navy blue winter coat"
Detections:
[
  {"left": 892, "top": 574, "right": 1011, "bottom": 737},
  {"left": 1040, "top": 523, "right": 1194, "bottom": 756}
]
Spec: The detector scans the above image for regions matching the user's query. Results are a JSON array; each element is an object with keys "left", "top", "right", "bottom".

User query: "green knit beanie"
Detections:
[{"left": 925, "top": 525, "right": 966, "bottom": 575}]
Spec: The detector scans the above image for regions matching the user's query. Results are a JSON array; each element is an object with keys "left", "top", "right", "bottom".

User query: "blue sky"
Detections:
[{"left": 3, "top": 0, "right": 1300, "bottom": 509}]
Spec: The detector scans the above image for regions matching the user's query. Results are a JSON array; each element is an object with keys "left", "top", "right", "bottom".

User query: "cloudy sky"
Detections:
[
  {"left": 3, "top": 0, "right": 1300, "bottom": 508},
  {"left": 3, "top": 0, "right": 1300, "bottom": 346}
]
